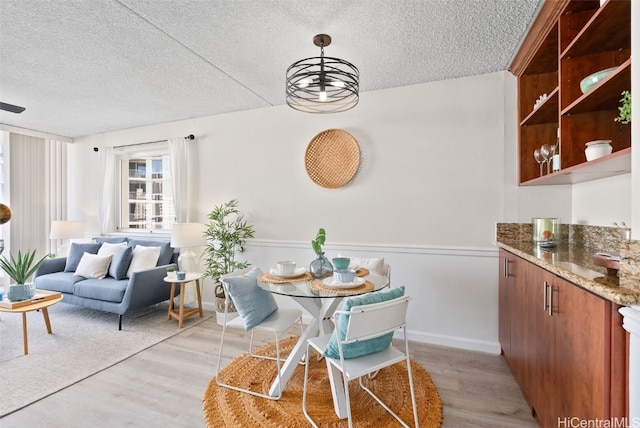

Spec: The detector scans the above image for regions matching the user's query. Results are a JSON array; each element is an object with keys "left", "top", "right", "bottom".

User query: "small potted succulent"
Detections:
[
  {"left": 166, "top": 266, "right": 176, "bottom": 279},
  {"left": 0, "top": 249, "right": 53, "bottom": 301}
]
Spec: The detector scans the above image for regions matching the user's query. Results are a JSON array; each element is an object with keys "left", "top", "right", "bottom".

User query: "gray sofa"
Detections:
[{"left": 34, "top": 237, "right": 179, "bottom": 330}]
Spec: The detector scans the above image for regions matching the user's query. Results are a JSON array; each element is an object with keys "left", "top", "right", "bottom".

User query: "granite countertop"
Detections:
[{"left": 496, "top": 240, "right": 640, "bottom": 306}]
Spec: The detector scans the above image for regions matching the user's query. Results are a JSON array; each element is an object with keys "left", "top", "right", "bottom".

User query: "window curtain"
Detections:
[
  {"left": 99, "top": 147, "right": 115, "bottom": 234},
  {"left": 168, "top": 137, "right": 189, "bottom": 223},
  {"left": 8, "top": 134, "right": 67, "bottom": 255}
]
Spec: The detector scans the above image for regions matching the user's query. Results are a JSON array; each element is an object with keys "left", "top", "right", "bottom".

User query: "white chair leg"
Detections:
[{"left": 301, "top": 343, "right": 319, "bottom": 428}]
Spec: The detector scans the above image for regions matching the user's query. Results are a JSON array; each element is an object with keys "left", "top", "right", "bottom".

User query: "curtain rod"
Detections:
[{"left": 113, "top": 134, "right": 194, "bottom": 149}]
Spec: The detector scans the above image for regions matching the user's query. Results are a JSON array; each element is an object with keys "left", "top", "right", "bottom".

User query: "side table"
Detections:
[{"left": 164, "top": 273, "right": 204, "bottom": 328}]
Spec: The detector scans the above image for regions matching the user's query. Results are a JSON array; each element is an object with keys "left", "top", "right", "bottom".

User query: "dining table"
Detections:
[{"left": 257, "top": 267, "right": 390, "bottom": 418}]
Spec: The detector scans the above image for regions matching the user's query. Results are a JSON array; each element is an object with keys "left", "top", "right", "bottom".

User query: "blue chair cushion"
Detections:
[
  {"left": 224, "top": 266, "right": 277, "bottom": 331},
  {"left": 109, "top": 246, "right": 133, "bottom": 280},
  {"left": 323, "top": 285, "right": 405, "bottom": 360},
  {"left": 64, "top": 243, "right": 102, "bottom": 272},
  {"left": 128, "top": 240, "right": 173, "bottom": 266}
]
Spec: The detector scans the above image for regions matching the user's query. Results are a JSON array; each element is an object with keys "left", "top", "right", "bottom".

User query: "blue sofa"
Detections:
[{"left": 34, "top": 237, "right": 179, "bottom": 330}]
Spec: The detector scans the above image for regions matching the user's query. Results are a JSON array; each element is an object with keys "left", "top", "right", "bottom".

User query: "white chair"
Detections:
[
  {"left": 302, "top": 295, "right": 418, "bottom": 427},
  {"left": 215, "top": 267, "right": 303, "bottom": 400}
]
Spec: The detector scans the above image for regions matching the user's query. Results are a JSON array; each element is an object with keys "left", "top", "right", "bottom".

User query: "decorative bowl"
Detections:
[
  {"left": 276, "top": 260, "right": 296, "bottom": 274},
  {"left": 334, "top": 269, "right": 356, "bottom": 284},
  {"left": 579, "top": 67, "right": 616, "bottom": 94},
  {"left": 332, "top": 257, "right": 350, "bottom": 270},
  {"left": 585, "top": 140, "right": 612, "bottom": 161}
]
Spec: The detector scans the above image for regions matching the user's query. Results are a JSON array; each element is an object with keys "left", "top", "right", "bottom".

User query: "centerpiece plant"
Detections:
[
  {"left": 310, "top": 228, "right": 333, "bottom": 279},
  {"left": 0, "top": 249, "right": 53, "bottom": 301},
  {"left": 203, "top": 199, "right": 255, "bottom": 318}
]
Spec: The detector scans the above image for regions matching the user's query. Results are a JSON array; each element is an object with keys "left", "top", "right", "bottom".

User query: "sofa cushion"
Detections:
[
  {"left": 127, "top": 245, "right": 161, "bottom": 277},
  {"left": 73, "top": 278, "right": 128, "bottom": 303},
  {"left": 109, "top": 246, "right": 133, "bottom": 280},
  {"left": 65, "top": 243, "right": 102, "bottom": 272},
  {"left": 75, "top": 253, "right": 112, "bottom": 279},
  {"left": 94, "top": 237, "right": 128, "bottom": 244},
  {"left": 323, "top": 286, "right": 405, "bottom": 360},
  {"left": 128, "top": 240, "right": 173, "bottom": 266},
  {"left": 34, "top": 272, "right": 85, "bottom": 293}
]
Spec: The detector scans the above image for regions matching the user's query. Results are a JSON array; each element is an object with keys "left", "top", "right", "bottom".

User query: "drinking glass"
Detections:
[
  {"left": 534, "top": 149, "right": 544, "bottom": 177},
  {"left": 547, "top": 144, "right": 557, "bottom": 173},
  {"left": 540, "top": 144, "right": 551, "bottom": 175}
]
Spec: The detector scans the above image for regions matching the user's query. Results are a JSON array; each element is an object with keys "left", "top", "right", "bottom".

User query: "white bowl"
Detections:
[
  {"left": 334, "top": 269, "right": 356, "bottom": 284},
  {"left": 584, "top": 140, "right": 612, "bottom": 161}
]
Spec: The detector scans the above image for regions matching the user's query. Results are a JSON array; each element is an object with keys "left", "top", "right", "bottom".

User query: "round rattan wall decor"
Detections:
[{"left": 304, "top": 129, "right": 360, "bottom": 189}]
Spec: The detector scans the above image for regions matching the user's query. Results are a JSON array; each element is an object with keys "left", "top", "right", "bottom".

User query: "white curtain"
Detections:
[
  {"left": 168, "top": 137, "right": 189, "bottom": 222},
  {"left": 99, "top": 147, "right": 115, "bottom": 234}
]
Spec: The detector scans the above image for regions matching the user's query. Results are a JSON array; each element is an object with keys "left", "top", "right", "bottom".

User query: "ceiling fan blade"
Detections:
[{"left": 0, "top": 102, "right": 26, "bottom": 114}]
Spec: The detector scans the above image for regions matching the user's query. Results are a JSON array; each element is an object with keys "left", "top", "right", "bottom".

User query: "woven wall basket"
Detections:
[{"left": 304, "top": 129, "right": 361, "bottom": 189}]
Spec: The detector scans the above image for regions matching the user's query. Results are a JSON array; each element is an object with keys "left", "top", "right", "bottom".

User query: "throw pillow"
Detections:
[
  {"left": 223, "top": 266, "right": 278, "bottom": 331},
  {"left": 128, "top": 239, "right": 173, "bottom": 266},
  {"left": 323, "top": 285, "right": 405, "bottom": 360},
  {"left": 349, "top": 256, "right": 385, "bottom": 275},
  {"left": 97, "top": 242, "right": 128, "bottom": 257},
  {"left": 65, "top": 242, "right": 102, "bottom": 272},
  {"left": 75, "top": 252, "right": 113, "bottom": 279},
  {"left": 109, "top": 246, "right": 133, "bottom": 280},
  {"left": 126, "top": 245, "right": 161, "bottom": 278}
]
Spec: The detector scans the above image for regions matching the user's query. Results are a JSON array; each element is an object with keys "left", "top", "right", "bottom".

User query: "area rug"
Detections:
[
  {"left": 0, "top": 301, "right": 212, "bottom": 417},
  {"left": 203, "top": 336, "right": 443, "bottom": 427}
]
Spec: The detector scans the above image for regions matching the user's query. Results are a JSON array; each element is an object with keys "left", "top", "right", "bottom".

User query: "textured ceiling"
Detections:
[{"left": 0, "top": 0, "right": 542, "bottom": 139}]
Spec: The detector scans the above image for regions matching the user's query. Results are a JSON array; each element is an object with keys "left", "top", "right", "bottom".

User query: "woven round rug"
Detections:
[{"left": 203, "top": 336, "right": 443, "bottom": 427}]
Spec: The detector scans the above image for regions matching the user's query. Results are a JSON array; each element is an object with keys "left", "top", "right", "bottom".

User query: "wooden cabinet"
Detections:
[
  {"left": 511, "top": 0, "right": 631, "bottom": 185},
  {"left": 498, "top": 249, "right": 627, "bottom": 426}
]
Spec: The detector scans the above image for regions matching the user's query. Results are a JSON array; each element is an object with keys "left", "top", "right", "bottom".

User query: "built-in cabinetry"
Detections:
[
  {"left": 510, "top": 0, "right": 631, "bottom": 185},
  {"left": 499, "top": 249, "right": 627, "bottom": 426}
]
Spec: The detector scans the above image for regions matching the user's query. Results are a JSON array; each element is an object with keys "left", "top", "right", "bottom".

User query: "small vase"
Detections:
[
  {"left": 8, "top": 283, "right": 36, "bottom": 301},
  {"left": 310, "top": 252, "right": 333, "bottom": 279}
]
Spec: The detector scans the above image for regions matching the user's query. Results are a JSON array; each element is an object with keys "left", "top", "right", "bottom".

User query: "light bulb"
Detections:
[{"left": 319, "top": 91, "right": 327, "bottom": 102}]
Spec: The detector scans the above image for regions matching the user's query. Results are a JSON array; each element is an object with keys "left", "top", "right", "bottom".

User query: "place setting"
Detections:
[
  {"left": 258, "top": 260, "right": 312, "bottom": 284},
  {"left": 310, "top": 257, "right": 374, "bottom": 295}
]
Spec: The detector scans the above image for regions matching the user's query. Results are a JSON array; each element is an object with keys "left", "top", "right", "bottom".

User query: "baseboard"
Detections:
[{"left": 403, "top": 329, "right": 501, "bottom": 355}]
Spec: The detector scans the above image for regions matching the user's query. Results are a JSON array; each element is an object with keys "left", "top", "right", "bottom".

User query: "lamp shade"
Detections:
[
  {"left": 170, "top": 223, "right": 206, "bottom": 248},
  {"left": 50, "top": 221, "right": 84, "bottom": 240}
]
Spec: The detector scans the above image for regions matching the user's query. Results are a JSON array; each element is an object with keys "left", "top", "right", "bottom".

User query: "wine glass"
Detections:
[
  {"left": 541, "top": 144, "right": 551, "bottom": 175},
  {"left": 547, "top": 144, "right": 557, "bottom": 173},
  {"left": 534, "top": 149, "right": 544, "bottom": 177}
]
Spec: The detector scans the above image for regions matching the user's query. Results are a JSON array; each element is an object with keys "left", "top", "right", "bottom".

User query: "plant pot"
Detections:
[
  {"left": 8, "top": 283, "right": 36, "bottom": 301},
  {"left": 215, "top": 290, "right": 237, "bottom": 326}
]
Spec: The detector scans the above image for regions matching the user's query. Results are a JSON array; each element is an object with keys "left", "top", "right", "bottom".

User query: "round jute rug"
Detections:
[{"left": 203, "top": 336, "right": 443, "bottom": 427}]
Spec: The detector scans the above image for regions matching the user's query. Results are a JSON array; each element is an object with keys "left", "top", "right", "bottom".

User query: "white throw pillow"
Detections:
[
  {"left": 348, "top": 256, "right": 385, "bottom": 275},
  {"left": 127, "top": 245, "right": 161, "bottom": 277},
  {"left": 97, "top": 242, "right": 128, "bottom": 257},
  {"left": 75, "top": 252, "right": 113, "bottom": 279}
]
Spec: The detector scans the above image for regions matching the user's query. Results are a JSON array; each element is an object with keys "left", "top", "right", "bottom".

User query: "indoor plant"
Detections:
[
  {"left": 615, "top": 90, "right": 631, "bottom": 124},
  {"left": 203, "top": 199, "right": 255, "bottom": 322},
  {"left": 0, "top": 249, "right": 53, "bottom": 301},
  {"left": 310, "top": 228, "right": 333, "bottom": 279}
]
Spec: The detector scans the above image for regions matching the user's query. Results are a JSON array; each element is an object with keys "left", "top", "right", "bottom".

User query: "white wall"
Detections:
[{"left": 68, "top": 69, "right": 633, "bottom": 354}]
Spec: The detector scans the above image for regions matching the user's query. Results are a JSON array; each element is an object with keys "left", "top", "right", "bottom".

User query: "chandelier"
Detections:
[{"left": 286, "top": 34, "right": 359, "bottom": 114}]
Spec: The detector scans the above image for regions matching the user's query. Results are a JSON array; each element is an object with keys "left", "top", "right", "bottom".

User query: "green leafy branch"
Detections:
[
  {"left": 311, "top": 228, "right": 326, "bottom": 254},
  {"left": 615, "top": 90, "right": 631, "bottom": 124},
  {"left": 0, "top": 250, "right": 53, "bottom": 284}
]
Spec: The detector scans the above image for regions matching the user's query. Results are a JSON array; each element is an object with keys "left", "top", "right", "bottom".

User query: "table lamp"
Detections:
[
  {"left": 50, "top": 221, "right": 84, "bottom": 256},
  {"left": 170, "top": 223, "right": 206, "bottom": 273}
]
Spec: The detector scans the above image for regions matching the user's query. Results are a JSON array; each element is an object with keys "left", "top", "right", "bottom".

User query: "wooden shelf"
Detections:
[
  {"left": 520, "top": 147, "right": 631, "bottom": 186},
  {"left": 521, "top": 87, "right": 559, "bottom": 126}
]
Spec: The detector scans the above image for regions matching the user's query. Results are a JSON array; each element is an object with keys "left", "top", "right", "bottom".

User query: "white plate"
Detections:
[
  {"left": 269, "top": 267, "right": 306, "bottom": 278},
  {"left": 322, "top": 276, "right": 365, "bottom": 289}
]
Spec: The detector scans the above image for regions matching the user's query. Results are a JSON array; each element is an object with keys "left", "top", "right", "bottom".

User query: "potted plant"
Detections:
[
  {"left": 203, "top": 199, "right": 255, "bottom": 324},
  {"left": 310, "top": 228, "right": 333, "bottom": 279},
  {"left": 166, "top": 266, "right": 176, "bottom": 279},
  {"left": 615, "top": 90, "right": 631, "bottom": 124},
  {"left": 0, "top": 249, "right": 53, "bottom": 301}
]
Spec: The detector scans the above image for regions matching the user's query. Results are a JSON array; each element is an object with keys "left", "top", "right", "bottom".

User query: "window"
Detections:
[{"left": 117, "top": 144, "right": 174, "bottom": 231}]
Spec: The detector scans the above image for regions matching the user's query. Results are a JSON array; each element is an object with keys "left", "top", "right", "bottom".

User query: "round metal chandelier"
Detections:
[{"left": 286, "top": 34, "right": 359, "bottom": 114}]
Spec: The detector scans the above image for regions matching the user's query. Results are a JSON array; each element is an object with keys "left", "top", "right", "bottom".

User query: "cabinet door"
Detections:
[
  {"left": 498, "top": 250, "right": 514, "bottom": 360},
  {"left": 554, "top": 275, "right": 608, "bottom": 422}
]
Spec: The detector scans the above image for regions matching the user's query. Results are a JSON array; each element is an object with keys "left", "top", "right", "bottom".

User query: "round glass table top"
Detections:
[{"left": 257, "top": 272, "right": 389, "bottom": 298}]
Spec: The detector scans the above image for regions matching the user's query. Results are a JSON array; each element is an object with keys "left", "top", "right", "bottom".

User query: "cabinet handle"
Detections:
[
  {"left": 543, "top": 281, "right": 548, "bottom": 312},
  {"left": 548, "top": 284, "right": 554, "bottom": 316},
  {"left": 504, "top": 258, "right": 509, "bottom": 278}
]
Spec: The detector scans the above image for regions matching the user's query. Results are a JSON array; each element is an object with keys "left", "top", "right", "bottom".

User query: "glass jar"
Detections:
[
  {"left": 310, "top": 252, "right": 333, "bottom": 279},
  {"left": 532, "top": 218, "right": 561, "bottom": 247}
]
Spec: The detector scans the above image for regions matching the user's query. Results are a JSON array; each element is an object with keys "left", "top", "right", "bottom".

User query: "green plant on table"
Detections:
[
  {"left": 0, "top": 249, "right": 53, "bottom": 285},
  {"left": 615, "top": 90, "right": 631, "bottom": 124},
  {"left": 203, "top": 199, "right": 255, "bottom": 298},
  {"left": 311, "top": 228, "right": 326, "bottom": 254}
]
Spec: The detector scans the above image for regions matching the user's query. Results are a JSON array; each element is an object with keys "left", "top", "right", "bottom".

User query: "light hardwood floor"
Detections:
[{"left": 0, "top": 315, "right": 537, "bottom": 427}]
